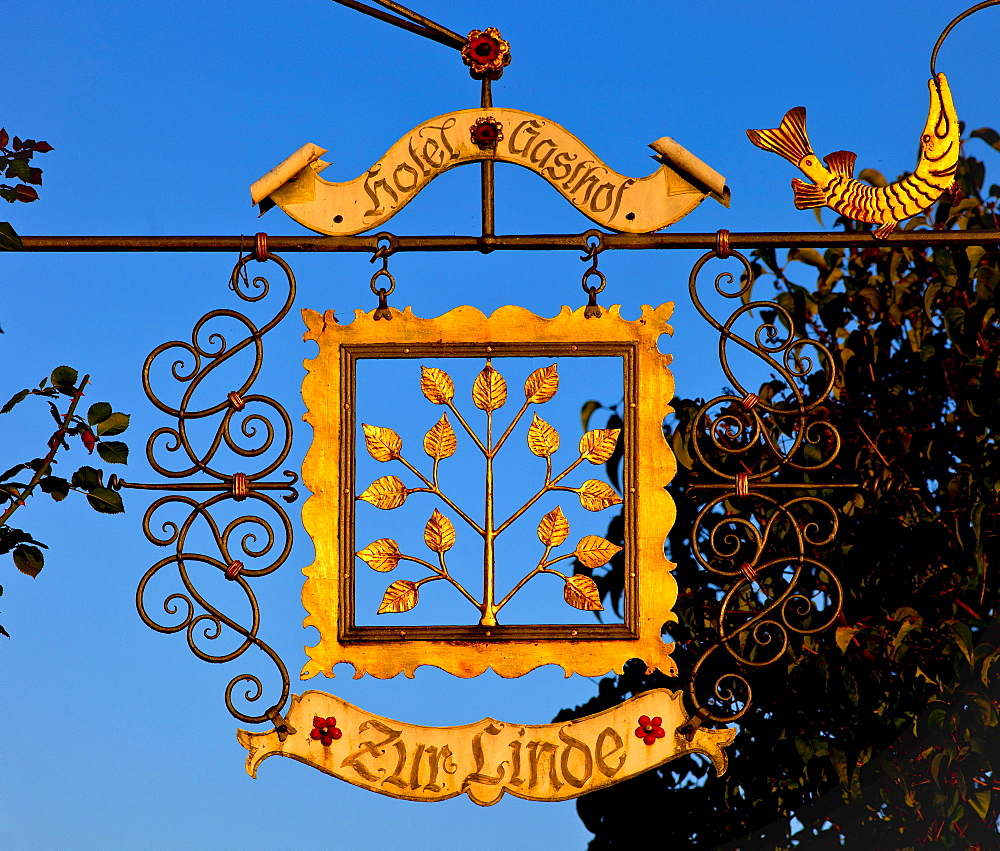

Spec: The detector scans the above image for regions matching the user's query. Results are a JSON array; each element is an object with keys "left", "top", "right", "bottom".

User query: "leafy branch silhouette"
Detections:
[{"left": 355, "top": 362, "right": 623, "bottom": 626}]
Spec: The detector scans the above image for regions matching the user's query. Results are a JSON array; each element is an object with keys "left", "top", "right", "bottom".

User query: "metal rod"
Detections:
[
  {"left": 326, "top": 0, "right": 463, "bottom": 49},
  {"left": 370, "top": 0, "right": 465, "bottom": 46},
  {"left": 480, "top": 79, "right": 495, "bottom": 242},
  {"left": 16, "top": 231, "right": 1000, "bottom": 253}
]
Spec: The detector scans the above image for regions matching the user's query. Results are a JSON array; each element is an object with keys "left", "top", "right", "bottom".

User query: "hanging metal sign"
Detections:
[
  {"left": 250, "top": 111, "right": 728, "bottom": 235},
  {"left": 238, "top": 689, "right": 734, "bottom": 805}
]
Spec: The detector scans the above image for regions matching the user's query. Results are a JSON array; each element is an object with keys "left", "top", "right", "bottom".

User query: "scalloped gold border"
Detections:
[{"left": 300, "top": 304, "right": 676, "bottom": 679}]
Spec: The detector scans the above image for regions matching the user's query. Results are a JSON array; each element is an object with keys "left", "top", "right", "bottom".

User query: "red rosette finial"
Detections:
[{"left": 461, "top": 28, "right": 511, "bottom": 80}]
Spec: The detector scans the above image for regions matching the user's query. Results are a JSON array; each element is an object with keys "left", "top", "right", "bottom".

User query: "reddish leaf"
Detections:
[
  {"left": 33, "top": 141, "right": 53, "bottom": 153},
  {"left": 14, "top": 185, "right": 38, "bottom": 202}
]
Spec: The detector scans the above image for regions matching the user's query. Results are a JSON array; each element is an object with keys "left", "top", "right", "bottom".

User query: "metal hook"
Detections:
[
  {"left": 369, "top": 233, "right": 396, "bottom": 320},
  {"left": 580, "top": 230, "right": 607, "bottom": 317}
]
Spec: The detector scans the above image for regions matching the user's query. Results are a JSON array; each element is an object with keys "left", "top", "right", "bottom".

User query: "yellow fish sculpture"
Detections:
[{"left": 747, "top": 73, "right": 959, "bottom": 238}]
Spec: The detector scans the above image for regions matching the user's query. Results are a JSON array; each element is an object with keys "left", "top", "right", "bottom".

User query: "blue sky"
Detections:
[{"left": 2, "top": 1, "right": 998, "bottom": 848}]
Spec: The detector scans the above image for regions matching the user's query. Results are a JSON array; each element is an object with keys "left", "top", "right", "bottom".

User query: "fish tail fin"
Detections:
[
  {"left": 791, "top": 178, "right": 826, "bottom": 210},
  {"left": 747, "top": 107, "right": 814, "bottom": 165}
]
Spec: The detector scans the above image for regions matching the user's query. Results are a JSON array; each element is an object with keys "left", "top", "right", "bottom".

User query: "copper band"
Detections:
[
  {"left": 227, "top": 390, "right": 246, "bottom": 411},
  {"left": 232, "top": 472, "right": 249, "bottom": 500},
  {"left": 254, "top": 232, "right": 269, "bottom": 262},
  {"left": 225, "top": 560, "right": 244, "bottom": 581},
  {"left": 740, "top": 562, "right": 758, "bottom": 582},
  {"left": 741, "top": 393, "right": 759, "bottom": 410},
  {"left": 715, "top": 229, "right": 731, "bottom": 259},
  {"left": 735, "top": 472, "right": 749, "bottom": 498}
]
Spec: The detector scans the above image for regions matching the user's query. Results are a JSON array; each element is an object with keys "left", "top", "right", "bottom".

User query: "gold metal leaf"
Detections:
[
  {"left": 564, "top": 574, "right": 604, "bottom": 611},
  {"left": 423, "top": 412, "right": 457, "bottom": 459},
  {"left": 524, "top": 363, "right": 559, "bottom": 404},
  {"left": 579, "top": 428, "right": 621, "bottom": 464},
  {"left": 424, "top": 509, "right": 456, "bottom": 553},
  {"left": 527, "top": 412, "right": 560, "bottom": 457},
  {"left": 356, "top": 538, "right": 402, "bottom": 572},
  {"left": 472, "top": 364, "right": 507, "bottom": 411},
  {"left": 575, "top": 535, "right": 622, "bottom": 569},
  {"left": 358, "top": 475, "right": 409, "bottom": 510},
  {"left": 577, "top": 479, "right": 623, "bottom": 511},
  {"left": 377, "top": 579, "right": 419, "bottom": 614},
  {"left": 537, "top": 505, "right": 570, "bottom": 547},
  {"left": 420, "top": 366, "right": 455, "bottom": 405},
  {"left": 362, "top": 423, "right": 402, "bottom": 462}
]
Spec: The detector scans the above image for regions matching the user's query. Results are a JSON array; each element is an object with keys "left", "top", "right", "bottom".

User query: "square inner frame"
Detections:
[
  {"left": 300, "top": 303, "right": 677, "bottom": 680},
  {"left": 340, "top": 341, "right": 639, "bottom": 642}
]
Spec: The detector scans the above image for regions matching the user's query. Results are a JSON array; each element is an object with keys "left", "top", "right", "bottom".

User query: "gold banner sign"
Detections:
[
  {"left": 250, "top": 109, "right": 728, "bottom": 235},
  {"left": 238, "top": 689, "right": 734, "bottom": 805}
]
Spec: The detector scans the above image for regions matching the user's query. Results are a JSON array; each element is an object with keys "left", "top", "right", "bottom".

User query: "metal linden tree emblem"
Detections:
[{"left": 358, "top": 362, "right": 622, "bottom": 626}]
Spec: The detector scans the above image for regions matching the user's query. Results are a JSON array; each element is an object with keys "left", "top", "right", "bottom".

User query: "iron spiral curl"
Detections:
[
  {"left": 135, "top": 250, "right": 299, "bottom": 727},
  {"left": 682, "top": 248, "right": 851, "bottom": 728}
]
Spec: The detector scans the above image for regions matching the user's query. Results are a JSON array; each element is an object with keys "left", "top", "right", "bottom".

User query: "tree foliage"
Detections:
[
  {"left": 0, "top": 127, "right": 52, "bottom": 251},
  {"left": 0, "top": 367, "right": 130, "bottom": 637},
  {"left": 560, "top": 131, "right": 1000, "bottom": 847}
]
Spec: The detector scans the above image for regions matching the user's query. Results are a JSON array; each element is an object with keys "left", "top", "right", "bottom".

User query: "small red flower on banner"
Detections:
[
  {"left": 461, "top": 28, "right": 511, "bottom": 80},
  {"left": 470, "top": 117, "right": 504, "bottom": 149},
  {"left": 310, "top": 716, "right": 342, "bottom": 746},
  {"left": 635, "top": 715, "right": 665, "bottom": 746}
]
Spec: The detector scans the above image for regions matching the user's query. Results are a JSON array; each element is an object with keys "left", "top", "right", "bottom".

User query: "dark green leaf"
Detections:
[
  {"left": 38, "top": 475, "right": 70, "bottom": 501},
  {"left": 96, "top": 412, "right": 129, "bottom": 437},
  {"left": 71, "top": 465, "right": 102, "bottom": 491},
  {"left": 86, "top": 487, "right": 124, "bottom": 514},
  {"left": 96, "top": 440, "right": 128, "bottom": 465},
  {"left": 50, "top": 366, "right": 78, "bottom": 388},
  {"left": 0, "top": 463, "right": 27, "bottom": 483},
  {"left": 87, "top": 402, "right": 112, "bottom": 426},
  {"left": 0, "top": 388, "right": 29, "bottom": 414},
  {"left": 971, "top": 127, "right": 1000, "bottom": 153},
  {"left": 580, "top": 400, "right": 601, "bottom": 433},
  {"left": 0, "top": 221, "right": 21, "bottom": 251},
  {"left": 12, "top": 544, "right": 44, "bottom": 577}
]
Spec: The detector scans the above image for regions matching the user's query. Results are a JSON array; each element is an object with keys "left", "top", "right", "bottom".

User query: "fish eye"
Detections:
[
  {"left": 804, "top": 158, "right": 813, "bottom": 165},
  {"left": 922, "top": 134, "right": 932, "bottom": 143}
]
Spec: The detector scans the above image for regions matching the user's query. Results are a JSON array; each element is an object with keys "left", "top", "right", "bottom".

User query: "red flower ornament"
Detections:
[
  {"left": 310, "top": 715, "right": 342, "bottom": 746},
  {"left": 470, "top": 117, "right": 504, "bottom": 149},
  {"left": 635, "top": 714, "right": 665, "bottom": 746},
  {"left": 461, "top": 28, "right": 511, "bottom": 80}
]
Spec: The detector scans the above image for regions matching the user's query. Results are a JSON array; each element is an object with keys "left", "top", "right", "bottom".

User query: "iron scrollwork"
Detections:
[
  {"left": 133, "top": 240, "right": 298, "bottom": 731},
  {"left": 680, "top": 237, "right": 853, "bottom": 732}
]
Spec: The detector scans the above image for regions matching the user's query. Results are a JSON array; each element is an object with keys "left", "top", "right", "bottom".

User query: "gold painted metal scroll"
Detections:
[
  {"left": 251, "top": 109, "right": 728, "bottom": 235},
  {"left": 237, "top": 689, "right": 735, "bottom": 804},
  {"left": 299, "top": 304, "right": 677, "bottom": 680}
]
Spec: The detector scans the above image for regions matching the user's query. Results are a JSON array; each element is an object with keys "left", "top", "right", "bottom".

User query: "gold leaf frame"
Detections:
[{"left": 300, "top": 304, "right": 677, "bottom": 679}]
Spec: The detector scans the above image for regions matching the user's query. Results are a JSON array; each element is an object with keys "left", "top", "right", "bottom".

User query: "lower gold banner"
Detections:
[{"left": 237, "top": 689, "right": 735, "bottom": 805}]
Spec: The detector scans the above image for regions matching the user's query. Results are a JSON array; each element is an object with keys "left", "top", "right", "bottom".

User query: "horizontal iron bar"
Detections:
[
  {"left": 117, "top": 480, "right": 295, "bottom": 491},
  {"left": 16, "top": 231, "right": 1000, "bottom": 253}
]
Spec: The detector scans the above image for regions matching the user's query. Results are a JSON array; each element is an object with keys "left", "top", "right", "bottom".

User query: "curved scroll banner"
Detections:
[
  {"left": 250, "top": 109, "right": 730, "bottom": 235},
  {"left": 237, "top": 689, "right": 735, "bottom": 805}
]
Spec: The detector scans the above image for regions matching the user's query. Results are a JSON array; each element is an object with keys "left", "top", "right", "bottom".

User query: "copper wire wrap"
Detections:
[
  {"left": 231, "top": 472, "right": 249, "bottom": 500},
  {"left": 227, "top": 391, "right": 246, "bottom": 411},
  {"left": 254, "top": 232, "right": 269, "bottom": 262},
  {"left": 225, "top": 560, "right": 245, "bottom": 581},
  {"left": 735, "top": 472, "right": 749, "bottom": 498},
  {"left": 715, "top": 228, "right": 731, "bottom": 259},
  {"left": 740, "top": 562, "right": 758, "bottom": 583},
  {"left": 741, "top": 392, "right": 759, "bottom": 410}
]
